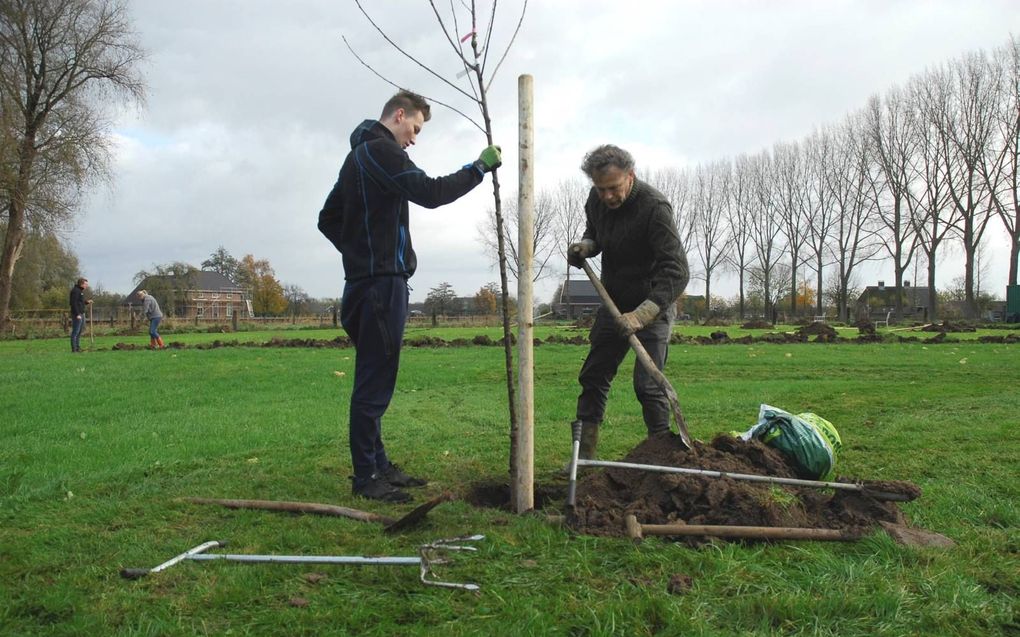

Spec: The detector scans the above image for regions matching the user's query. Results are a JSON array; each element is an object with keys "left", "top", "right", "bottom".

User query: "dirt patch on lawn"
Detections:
[{"left": 565, "top": 433, "right": 920, "bottom": 544}]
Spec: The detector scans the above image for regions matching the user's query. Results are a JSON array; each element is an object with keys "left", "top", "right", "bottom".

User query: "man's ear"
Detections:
[{"left": 392, "top": 107, "right": 405, "bottom": 124}]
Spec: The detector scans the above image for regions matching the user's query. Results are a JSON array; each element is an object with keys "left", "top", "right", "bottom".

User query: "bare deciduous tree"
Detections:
[
  {"left": 550, "top": 176, "right": 588, "bottom": 312},
  {"left": 477, "top": 189, "right": 558, "bottom": 283},
  {"left": 827, "top": 113, "right": 882, "bottom": 321},
  {"left": 691, "top": 160, "right": 730, "bottom": 314},
  {"left": 745, "top": 151, "right": 785, "bottom": 321},
  {"left": 986, "top": 35, "right": 1020, "bottom": 286},
  {"left": 866, "top": 87, "right": 921, "bottom": 319},
  {"left": 0, "top": 0, "right": 146, "bottom": 330},
  {"left": 773, "top": 140, "right": 811, "bottom": 317},
  {"left": 929, "top": 52, "right": 1001, "bottom": 318},
  {"left": 725, "top": 156, "right": 755, "bottom": 319},
  {"left": 802, "top": 128, "right": 839, "bottom": 317},
  {"left": 910, "top": 72, "right": 960, "bottom": 321}
]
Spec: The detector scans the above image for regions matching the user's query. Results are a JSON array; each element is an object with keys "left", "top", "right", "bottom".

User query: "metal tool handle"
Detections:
[{"left": 121, "top": 540, "right": 226, "bottom": 579}]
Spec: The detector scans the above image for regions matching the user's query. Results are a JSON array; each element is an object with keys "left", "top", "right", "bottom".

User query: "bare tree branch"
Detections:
[
  {"left": 486, "top": 0, "right": 528, "bottom": 94},
  {"left": 352, "top": 0, "right": 477, "bottom": 102},
  {"left": 340, "top": 35, "right": 485, "bottom": 133}
]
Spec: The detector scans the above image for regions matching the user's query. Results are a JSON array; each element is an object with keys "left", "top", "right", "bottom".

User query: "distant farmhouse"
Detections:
[
  {"left": 552, "top": 279, "right": 600, "bottom": 319},
  {"left": 855, "top": 280, "right": 931, "bottom": 322},
  {"left": 124, "top": 271, "right": 252, "bottom": 319},
  {"left": 552, "top": 278, "right": 700, "bottom": 320}
]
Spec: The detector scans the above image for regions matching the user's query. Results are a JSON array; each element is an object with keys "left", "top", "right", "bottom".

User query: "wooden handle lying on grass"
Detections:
[
  {"left": 182, "top": 497, "right": 397, "bottom": 526},
  {"left": 625, "top": 515, "right": 855, "bottom": 542}
]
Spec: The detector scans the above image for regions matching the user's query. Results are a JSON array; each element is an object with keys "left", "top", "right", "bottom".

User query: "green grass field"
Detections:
[{"left": 1, "top": 331, "right": 1017, "bottom": 636}]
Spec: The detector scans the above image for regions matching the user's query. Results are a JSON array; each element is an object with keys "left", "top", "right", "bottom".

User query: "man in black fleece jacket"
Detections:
[
  {"left": 566, "top": 144, "right": 690, "bottom": 460},
  {"left": 318, "top": 90, "right": 501, "bottom": 502},
  {"left": 69, "top": 277, "right": 92, "bottom": 353}
]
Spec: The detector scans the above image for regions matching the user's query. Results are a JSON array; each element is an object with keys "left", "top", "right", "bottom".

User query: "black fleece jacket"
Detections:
[
  {"left": 581, "top": 179, "right": 690, "bottom": 312},
  {"left": 69, "top": 285, "right": 86, "bottom": 317},
  {"left": 318, "top": 119, "right": 485, "bottom": 281}
]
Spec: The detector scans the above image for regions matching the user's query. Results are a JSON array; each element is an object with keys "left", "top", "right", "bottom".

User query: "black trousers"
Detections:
[
  {"left": 576, "top": 305, "right": 675, "bottom": 434},
  {"left": 341, "top": 275, "right": 409, "bottom": 481}
]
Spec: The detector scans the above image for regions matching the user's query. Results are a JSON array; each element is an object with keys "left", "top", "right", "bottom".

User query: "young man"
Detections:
[
  {"left": 69, "top": 278, "right": 92, "bottom": 353},
  {"left": 566, "top": 144, "right": 690, "bottom": 460},
  {"left": 318, "top": 90, "right": 501, "bottom": 502}
]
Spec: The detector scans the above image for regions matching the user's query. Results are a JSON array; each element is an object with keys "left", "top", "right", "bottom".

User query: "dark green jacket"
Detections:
[{"left": 581, "top": 179, "right": 689, "bottom": 312}]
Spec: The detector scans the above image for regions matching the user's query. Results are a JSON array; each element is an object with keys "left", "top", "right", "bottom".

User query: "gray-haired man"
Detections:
[{"left": 566, "top": 144, "right": 690, "bottom": 460}]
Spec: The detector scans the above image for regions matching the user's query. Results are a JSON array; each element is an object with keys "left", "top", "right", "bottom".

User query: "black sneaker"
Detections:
[
  {"left": 379, "top": 463, "right": 427, "bottom": 488},
  {"left": 352, "top": 474, "right": 412, "bottom": 503}
]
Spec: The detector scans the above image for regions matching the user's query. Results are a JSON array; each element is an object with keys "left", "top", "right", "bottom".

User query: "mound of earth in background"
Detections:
[
  {"left": 568, "top": 433, "right": 920, "bottom": 544},
  {"left": 797, "top": 322, "right": 838, "bottom": 339},
  {"left": 740, "top": 319, "right": 773, "bottom": 329}
]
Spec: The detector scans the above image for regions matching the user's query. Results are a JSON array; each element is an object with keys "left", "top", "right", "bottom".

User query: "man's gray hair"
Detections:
[{"left": 580, "top": 144, "right": 635, "bottom": 178}]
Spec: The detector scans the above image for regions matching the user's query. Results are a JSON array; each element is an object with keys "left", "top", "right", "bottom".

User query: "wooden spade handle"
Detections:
[{"left": 625, "top": 515, "right": 853, "bottom": 542}]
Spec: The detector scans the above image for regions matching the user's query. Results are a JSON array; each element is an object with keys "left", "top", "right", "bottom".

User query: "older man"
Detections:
[{"left": 566, "top": 144, "right": 690, "bottom": 460}]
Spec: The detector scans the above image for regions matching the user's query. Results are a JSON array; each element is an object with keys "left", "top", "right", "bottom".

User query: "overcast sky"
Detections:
[{"left": 74, "top": 0, "right": 1020, "bottom": 304}]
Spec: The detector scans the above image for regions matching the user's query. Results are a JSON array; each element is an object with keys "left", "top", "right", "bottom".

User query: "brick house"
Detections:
[
  {"left": 855, "top": 280, "right": 932, "bottom": 322},
  {"left": 125, "top": 271, "right": 251, "bottom": 319},
  {"left": 553, "top": 279, "right": 601, "bottom": 319}
]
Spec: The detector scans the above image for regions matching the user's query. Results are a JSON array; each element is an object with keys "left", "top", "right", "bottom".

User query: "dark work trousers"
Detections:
[
  {"left": 341, "top": 275, "right": 409, "bottom": 481},
  {"left": 576, "top": 304, "right": 676, "bottom": 435},
  {"left": 70, "top": 315, "right": 85, "bottom": 352}
]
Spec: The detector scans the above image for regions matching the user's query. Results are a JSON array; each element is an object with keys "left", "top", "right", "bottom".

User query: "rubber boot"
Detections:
[
  {"left": 156, "top": 336, "right": 165, "bottom": 349},
  {"left": 578, "top": 421, "right": 600, "bottom": 459},
  {"left": 149, "top": 337, "right": 156, "bottom": 350}
]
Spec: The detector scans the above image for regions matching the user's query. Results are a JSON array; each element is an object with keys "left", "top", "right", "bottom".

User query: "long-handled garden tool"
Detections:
[
  {"left": 121, "top": 535, "right": 485, "bottom": 590},
  {"left": 579, "top": 260, "right": 693, "bottom": 449},
  {"left": 182, "top": 492, "right": 453, "bottom": 534},
  {"left": 624, "top": 515, "right": 859, "bottom": 542}
]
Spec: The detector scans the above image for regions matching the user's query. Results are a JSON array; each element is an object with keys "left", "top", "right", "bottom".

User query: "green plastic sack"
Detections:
[{"left": 738, "top": 404, "right": 842, "bottom": 480}]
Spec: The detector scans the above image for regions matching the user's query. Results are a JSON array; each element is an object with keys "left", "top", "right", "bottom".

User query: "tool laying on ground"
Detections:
[
  {"left": 121, "top": 535, "right": 485, "bottom": 590},
  {"left": 567, "top": 457, "right": 918, "bottom": 508},
  {"left": 624, "top": 515, "right": 954, "bottom": 548},
  {"left": 624, "top": 515, "right": 857, "bottom": 542},
  {"left": 182, "top": 492, "right": 453, "bottom": 534},
  {"left": 579, "top": 260, "right": 694, "bottom": 450}
]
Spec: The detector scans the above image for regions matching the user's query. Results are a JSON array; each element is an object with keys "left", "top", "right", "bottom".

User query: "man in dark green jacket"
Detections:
[
  {"left": 566, "top": 144, "right": 690, "bottom": 460},
  {"left": 318, "top": 90, "right": 501, "bottom": 502}
]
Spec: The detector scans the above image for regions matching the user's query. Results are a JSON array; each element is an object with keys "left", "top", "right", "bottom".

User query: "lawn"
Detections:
[{"left": 1, "top": 331, "right": 1017, "bottom": 636}]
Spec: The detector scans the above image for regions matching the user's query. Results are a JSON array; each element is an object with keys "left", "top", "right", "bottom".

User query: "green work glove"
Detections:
[
  {"left": 476, "top": 145, "right": 502, "bottom": 172},
  {"left": 616, "top": 299, "right": 661, "bottom": 337}
]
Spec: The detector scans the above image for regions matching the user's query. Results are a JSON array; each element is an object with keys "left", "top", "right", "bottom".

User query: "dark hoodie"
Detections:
[{"left": 318, "top": 119, "right": 485, "bottom": 281}]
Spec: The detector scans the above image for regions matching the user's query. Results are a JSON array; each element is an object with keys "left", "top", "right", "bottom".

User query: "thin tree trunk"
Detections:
[{"left": 470, "top": 59, "right": 518, "bottom": 477}]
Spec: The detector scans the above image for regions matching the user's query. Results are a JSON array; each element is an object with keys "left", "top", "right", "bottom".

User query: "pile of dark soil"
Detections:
[
  {"left": 798, "top": 322, "right": 838, "bottom": 340},
  {"left": 568, "top": 434, "right": 918, "bottom": 544},
  {"left": 741, "top": 319, "right": 773, "bottom": 329}
]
